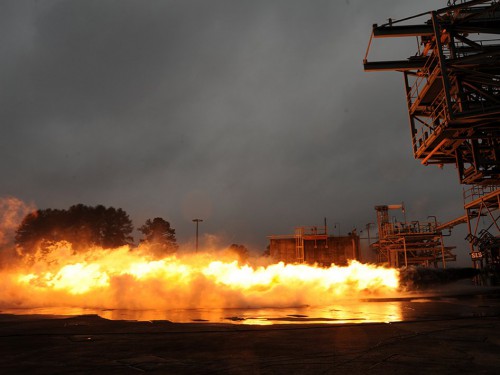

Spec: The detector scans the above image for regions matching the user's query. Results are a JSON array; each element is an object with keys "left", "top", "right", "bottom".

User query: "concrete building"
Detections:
[{"left": 268, "top": 225, "right": 360, "bottom": 266}]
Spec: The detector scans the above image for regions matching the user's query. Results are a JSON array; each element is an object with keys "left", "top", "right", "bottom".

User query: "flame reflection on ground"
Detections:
[
  {"left": 0, "top": 303, "right": 403, "bottom": 325},
  {"left": 4, "top": 293, "right": 498, "bottom": 325}
]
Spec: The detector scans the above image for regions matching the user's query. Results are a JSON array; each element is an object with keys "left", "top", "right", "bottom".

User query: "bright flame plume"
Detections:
[{"left": 1, "top": 242, "right": 399, "bottom": 311}]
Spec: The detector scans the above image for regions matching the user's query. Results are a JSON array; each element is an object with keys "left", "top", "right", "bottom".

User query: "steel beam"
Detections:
[
  {"left": 373, "top": 24, "right": 434, "bottom": 38},
  {"left": 363, "top": 58, "right": 427, "bottom": 72}
]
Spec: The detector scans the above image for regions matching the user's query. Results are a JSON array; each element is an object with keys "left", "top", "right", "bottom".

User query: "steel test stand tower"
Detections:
[{"left": 364, "top": 0, "right": 500, "bottom": 276}]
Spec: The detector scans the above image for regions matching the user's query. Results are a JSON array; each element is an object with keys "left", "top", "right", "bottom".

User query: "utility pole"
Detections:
[{"left": 192, "top": 219, "right": 203, "bottom": 252}]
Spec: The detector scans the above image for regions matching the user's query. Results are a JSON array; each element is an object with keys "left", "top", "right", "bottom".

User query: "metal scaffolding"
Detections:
[
  {"left": 364, "top": 0, "right": 500, "bottom": 274},
  {"left": 370, "top": 204, "right": 456, "bottom": 268},
  {"left": 364, "top": 0, "right": 500, "bottom": 185},
  {"left": 463, "top": 184, "right": 500, "bottom": 278}
]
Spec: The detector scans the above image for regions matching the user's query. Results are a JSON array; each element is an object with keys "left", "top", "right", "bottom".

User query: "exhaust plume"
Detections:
[{"left": 1, "top": 241, "right": 400, "bottom": 311}]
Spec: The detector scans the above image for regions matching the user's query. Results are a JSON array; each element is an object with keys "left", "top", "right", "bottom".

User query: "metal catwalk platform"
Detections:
[
  {"left": 370, "top": 204, "right": 456, "bottom": 268},
  {"left": 364, "top": 0, "right": 500, "bottom": 185},
  {"left": 364, "top": 1, "right": 499, "bottom": 275}
]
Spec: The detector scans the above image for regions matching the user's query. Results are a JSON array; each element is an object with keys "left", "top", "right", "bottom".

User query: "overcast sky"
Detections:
[{"left": 0, "top": 0, "right": 471, "bottom": 263}]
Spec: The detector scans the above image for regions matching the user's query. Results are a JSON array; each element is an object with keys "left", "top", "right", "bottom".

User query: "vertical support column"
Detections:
[
  {"left": 447, "top": 30, "right": 466, "bottom": 113},
  {"left": 431, "top": 11, "right": 455, "bottom": 121},
  {"left": 456, "top": 150, "right": 465, "bottom": 184},
  {"left": 471, "top": 139, "right": 481, "bottom": 176},
  {"left": 466, "top": 203, "right": 477, "bottom": 267},
  {"left": 440, "top": 234, "right": 447, "bottom": 269},
  {"left": 404, "top": 71, "right": 418, "bottom": 156},
  {"left": 403, "top": 237, "right": 408, "bottom": 267}
]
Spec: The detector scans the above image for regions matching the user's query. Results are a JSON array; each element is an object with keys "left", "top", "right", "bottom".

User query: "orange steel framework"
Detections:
[
  {"left": 463, "top": 184, "right": 500, "bottom": 275},
  {"left": 370, "top": 204, "right": 456, "bottom": 268},
  {"left": 364, "top": 0, "right": 499, "bottom": 273},
  {"left": 364, "top": 0, "right": 500, "bottom": 184}
]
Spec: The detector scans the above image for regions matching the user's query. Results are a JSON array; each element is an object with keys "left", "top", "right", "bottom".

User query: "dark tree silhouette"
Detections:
[
  {"left": 139, "top": 217, "right": 178, "bottom": 255},
  {"left": 14, "top": 209, "right": 64, "bottom": 253},
  {"left": 228, "top": 243, "right": 249, "bottom": 263},
  {"left": 15, "top": 204, "right": 134, "bottom": 254},
  {"left": 97, "top": 206, "right": 134, "bottom": 248}
]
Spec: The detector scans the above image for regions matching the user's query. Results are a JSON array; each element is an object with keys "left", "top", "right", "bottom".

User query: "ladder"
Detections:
[{"left": 295, "top": 227, "right": 305, "bottom": 263}]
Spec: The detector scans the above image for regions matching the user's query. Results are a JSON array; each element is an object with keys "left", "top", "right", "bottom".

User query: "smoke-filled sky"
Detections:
[{"left": 0, "top": 1, "right": 470, "bottom": 262}]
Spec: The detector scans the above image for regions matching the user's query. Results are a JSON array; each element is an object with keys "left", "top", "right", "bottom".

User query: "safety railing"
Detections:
[
  {"left": 463, "top": 184, "right": 500, "bottom": 204},
  {"left": 406, "top": 52, "right": 439, "bottom": 106},
  {"left": 381, "top": 220, "right": 439, "bottom": 237}
]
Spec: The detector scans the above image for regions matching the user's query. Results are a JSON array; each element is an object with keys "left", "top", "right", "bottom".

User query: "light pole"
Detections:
[{"left": 192, "top": 219, "right": 203, "bottom": 252}]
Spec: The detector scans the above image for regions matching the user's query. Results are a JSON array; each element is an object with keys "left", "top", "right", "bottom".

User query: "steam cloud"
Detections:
[{"left": 1, "top": 243, "right": 400, "bottom": 311}]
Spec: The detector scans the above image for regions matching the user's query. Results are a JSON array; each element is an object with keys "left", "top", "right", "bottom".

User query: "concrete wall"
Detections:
[{"left": 269, "top": 235, "right": 360, "bottom": 266}]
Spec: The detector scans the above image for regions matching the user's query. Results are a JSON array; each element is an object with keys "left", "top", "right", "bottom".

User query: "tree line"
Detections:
[{"left": 15, "top": 204, "right": 178, "bottom": 256}]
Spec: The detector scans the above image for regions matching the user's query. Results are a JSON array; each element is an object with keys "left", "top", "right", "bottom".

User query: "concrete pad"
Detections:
[{"left": 1, "top": 314, "right": 500, "bottom": 374}]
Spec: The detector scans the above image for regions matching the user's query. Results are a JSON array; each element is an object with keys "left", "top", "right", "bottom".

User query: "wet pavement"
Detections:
[
  {"left": 1, "top": 288, "right": 500, "bottom": 374},
  {"left": 3, "top": 283, "right": 500, "bottom": 325},
  {"left": 0, "top": 313, "right": 499, "bottom": 374}
]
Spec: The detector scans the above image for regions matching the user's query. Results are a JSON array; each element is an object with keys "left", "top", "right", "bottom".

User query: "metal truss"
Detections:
[
  {"left": 371, "top": 205, "right": 456, "bottom": 268},
  {"left": 463, "top": 184, "right": 500, "bottom": 277},
  {"left": 364, "top": 0, "right": 500, "bottom": 185}
]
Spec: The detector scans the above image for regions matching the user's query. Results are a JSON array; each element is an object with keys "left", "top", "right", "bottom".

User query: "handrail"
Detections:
[
  {"left": 463, "top": 184, "right": 500, "bottom": 203},
  {"left": 380, "top": 220, "right": 440, "bottom": 236}
]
